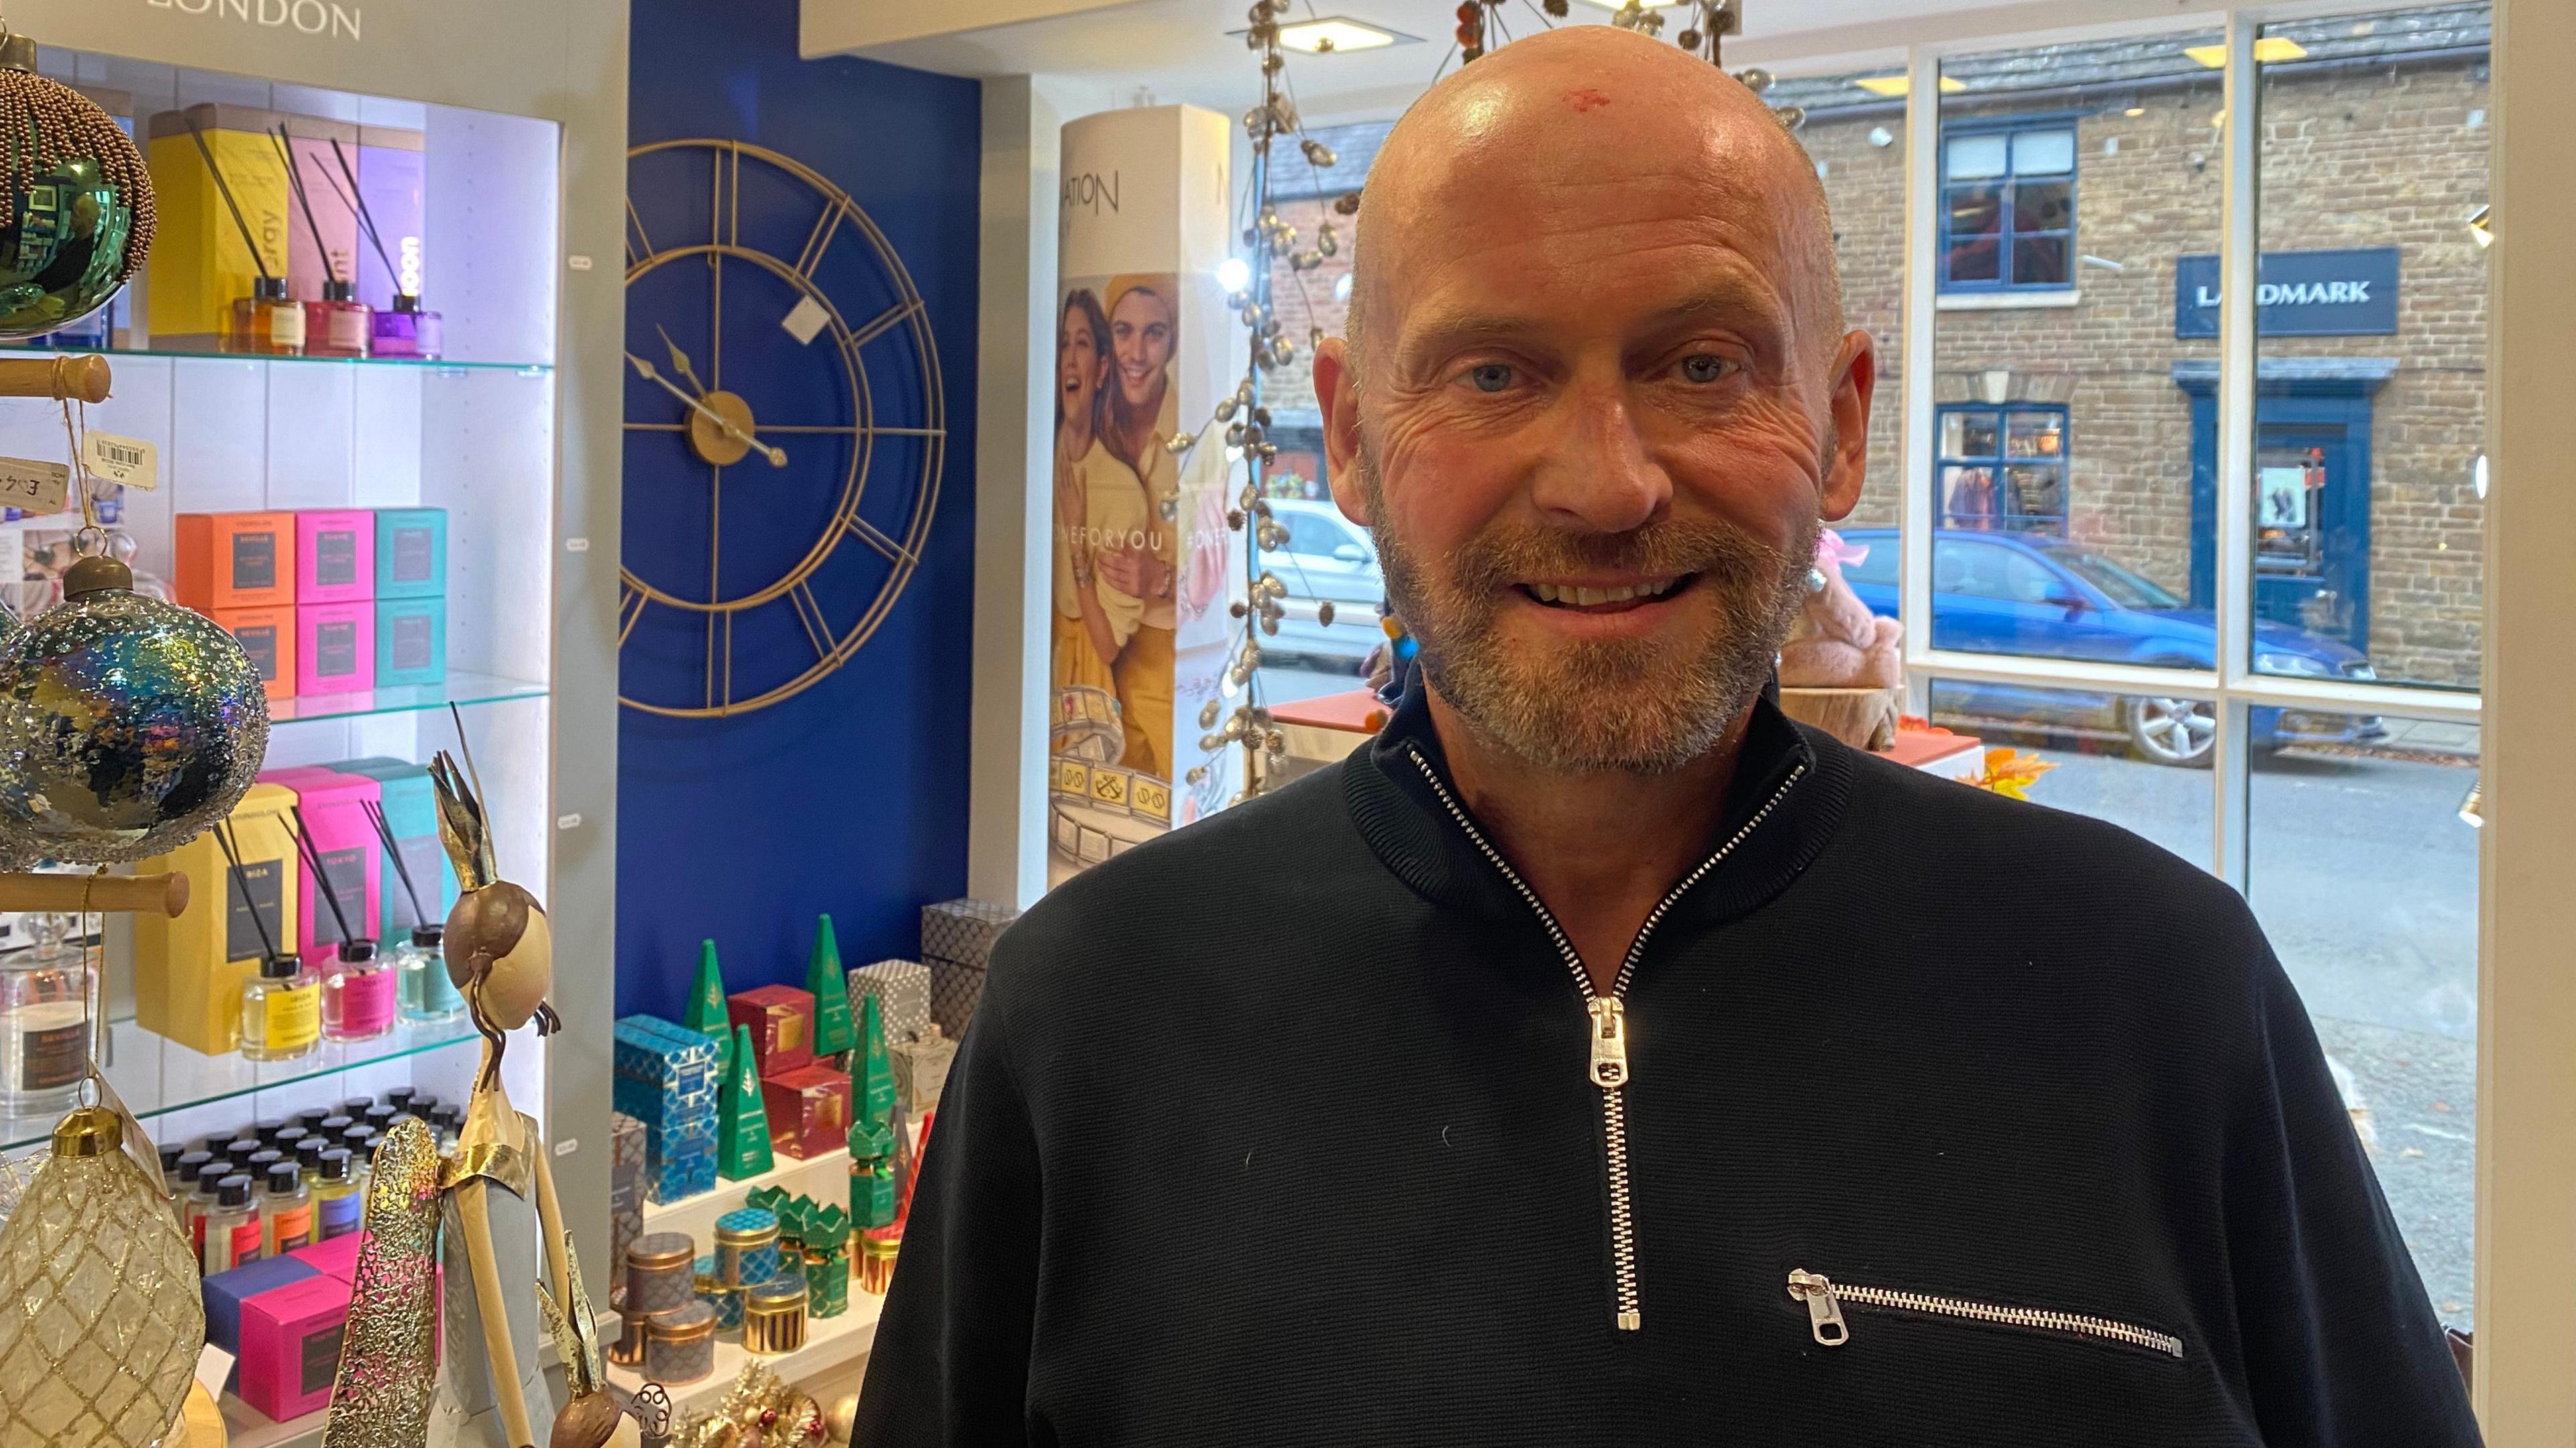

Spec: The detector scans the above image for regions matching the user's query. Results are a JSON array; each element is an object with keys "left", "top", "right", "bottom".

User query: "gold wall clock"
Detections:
[{"left": 619, "top": 137, "right": 945, "bottom": 718}]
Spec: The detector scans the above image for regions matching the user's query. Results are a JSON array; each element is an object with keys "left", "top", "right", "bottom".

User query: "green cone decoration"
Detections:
[
  {"left": 858, "top": 992, "right": 897, "bottom": 1126},
  {"left": 807, "top": 914, "right": 855, "bottom": 1060},
  {"left": 718, "top": 1023, "right": 774, "bottom": 1180},
  {"left": 686, "top": 938, "right": 733, "bottom": 1078}
]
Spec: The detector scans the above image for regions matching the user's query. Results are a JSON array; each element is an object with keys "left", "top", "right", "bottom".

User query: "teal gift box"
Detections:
[
  {"left": 374, "top": 508, "right": 447, "bottom": 599},
  {"left": 330, "top": 757, "right": 460, "bottom": 936},
  {"left": 375, "top": 595, "right": 446, "bottom": 687}
]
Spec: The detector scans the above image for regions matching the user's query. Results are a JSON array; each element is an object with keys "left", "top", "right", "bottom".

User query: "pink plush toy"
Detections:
[{"left": 1779, "top": 530, "right": 1902, "bottom": 689}]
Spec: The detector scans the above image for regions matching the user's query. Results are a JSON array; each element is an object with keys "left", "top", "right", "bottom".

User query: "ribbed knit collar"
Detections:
[{"left": 1342, "top": 676, "right": 1856, "bottom": 940}]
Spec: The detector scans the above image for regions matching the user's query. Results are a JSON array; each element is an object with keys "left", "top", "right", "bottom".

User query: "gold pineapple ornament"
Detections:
[{"left": 0, "top": 1106, "right": 207, "bottom": 1446}]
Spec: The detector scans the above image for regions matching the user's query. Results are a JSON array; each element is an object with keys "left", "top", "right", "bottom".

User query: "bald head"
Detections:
[{"left": 1346, "top": 25, "right": 1840, "bottom": 378}]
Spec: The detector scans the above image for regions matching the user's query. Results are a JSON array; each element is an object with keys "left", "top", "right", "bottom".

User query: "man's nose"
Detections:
[{"left": 1527, "top": 378, "right": 1671, "bottom": 535}]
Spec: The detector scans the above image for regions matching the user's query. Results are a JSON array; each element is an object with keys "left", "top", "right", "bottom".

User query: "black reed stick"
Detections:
[
  {"left": 271, "top": 123, "right": 339, "bottom": 285},
  {"left": 288, "top": 805, "right": 360, "bottom": 947},
  {"left": 211, "top": 821, "right": 280, "bottom": 961},
  {"left": 184, "top": 115, "right": 275, "bottom": 284},
  {"left": 327, "top": 135, "right": 398, "bottom": 282},
  {"left": 361, "top": 797, "right": 428, "bottom": 926}
]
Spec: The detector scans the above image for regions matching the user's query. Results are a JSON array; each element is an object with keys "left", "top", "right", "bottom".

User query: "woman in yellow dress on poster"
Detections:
[
  {"left": 1053, "top": 288, "right": 1152, "bottom": 751},
  {"left": 1096, "top": 274, "right": 1181, "bottom": 780}
]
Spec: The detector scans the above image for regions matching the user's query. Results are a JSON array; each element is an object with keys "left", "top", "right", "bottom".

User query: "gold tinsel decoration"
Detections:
[
  {"left": 667, "top": 1362, "right": 826, "bottom": 1448},
  {"left": 0, "top": 68, "right": 154, "bottom": 279}
]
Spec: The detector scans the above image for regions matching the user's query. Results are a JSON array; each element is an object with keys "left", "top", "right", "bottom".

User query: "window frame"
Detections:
[
  {"left": 1933, "top": 400, "right": 2072, "bottom": 535},
  {"left": 1937, "top": 114, "right": 2081, "bottom": 292}
]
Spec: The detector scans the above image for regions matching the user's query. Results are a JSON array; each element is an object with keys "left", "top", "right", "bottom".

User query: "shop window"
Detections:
[
  {"left": 1941, "top": 122, "right": 2076, "bottom": 290},
  {"left": 1936, "top": 403, "right": 2070, "bottom": 534}
]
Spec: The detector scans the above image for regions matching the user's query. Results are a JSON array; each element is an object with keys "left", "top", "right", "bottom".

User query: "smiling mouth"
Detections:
[{"left": 1517, "top": 575, "right": 1695, "bottom": 612}]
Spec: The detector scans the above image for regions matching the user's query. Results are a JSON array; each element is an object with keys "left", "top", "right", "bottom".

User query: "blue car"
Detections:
[{"left": 1837, "top": 528, "right": 2384, "bottom": 767}]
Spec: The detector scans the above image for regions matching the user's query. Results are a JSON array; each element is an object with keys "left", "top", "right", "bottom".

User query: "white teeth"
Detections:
[
  {"left": 1527, "top": 577, "right": 1681, "bottom": 605},
  {"left": 1605, "top": 586, "right": 1635, "bottom": 604},
  {"left": 1575, "top": 587, "right": 1603, "bottom": 606}
]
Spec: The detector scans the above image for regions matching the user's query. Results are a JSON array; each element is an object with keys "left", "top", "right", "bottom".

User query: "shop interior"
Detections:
[{"left": 0, "top": 0, "right": 2557, "bottom": 1441}]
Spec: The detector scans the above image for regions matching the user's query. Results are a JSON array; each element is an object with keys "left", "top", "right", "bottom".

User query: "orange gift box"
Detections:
[
  {"left": 177, "top": 512, "right": 296, "bottom": 611},
  {"left": 212, "top": 605, "right": 297, "bottom": 702}
]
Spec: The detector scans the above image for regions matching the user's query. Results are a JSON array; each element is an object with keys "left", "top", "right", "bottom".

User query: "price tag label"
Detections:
[
  {"left": 0, "top": 457, "right": 72, "bottom": 516},
  {"left": 82, "top": 431, "right": 156, "bottom": 491},
  {"left": 193, "top": 1343, "right": 235, "bottom": 1398}
]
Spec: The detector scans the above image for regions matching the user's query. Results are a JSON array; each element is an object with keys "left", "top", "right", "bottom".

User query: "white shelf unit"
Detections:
[{"left": 2, "top": 52, "right": 568, "bottom": 1152}]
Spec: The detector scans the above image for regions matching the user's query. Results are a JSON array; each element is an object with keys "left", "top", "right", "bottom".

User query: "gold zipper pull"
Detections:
[
  {"left": 1588, "top": 997, "right": 1629, "bottom": 1089},
  {"left": 1788, "top": 1270, "right": 1849, "bottom": 1347}
]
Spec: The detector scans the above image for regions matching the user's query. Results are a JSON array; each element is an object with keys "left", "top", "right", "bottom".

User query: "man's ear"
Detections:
[
  {"left": 1821, "top": 328, "right": 1876, "bottom": 522},
  {"left": 1313, "top": 336, "right": 1371, "bottom": 527}
]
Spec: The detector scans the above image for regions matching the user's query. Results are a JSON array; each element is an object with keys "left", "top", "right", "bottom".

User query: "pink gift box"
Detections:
[
  {"left": 295, "top": 510, "right": 376, "bottom": 605},
  {"left": 259, "top": 766, "right": 382, "bottom": 954},
  {"left": 288, "top": 1233, "right": 362, "bottom": 1282},
  {"left": 238, "top": 1273, "right": 351, "bottom": 1421},
  {"left": 296, "top": 601, "right": 376, "bottom": 697}
]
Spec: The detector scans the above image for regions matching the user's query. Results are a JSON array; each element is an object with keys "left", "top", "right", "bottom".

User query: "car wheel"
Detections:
[{"left": 2125, "top": 695, "right": 2216, "bottom": 768}]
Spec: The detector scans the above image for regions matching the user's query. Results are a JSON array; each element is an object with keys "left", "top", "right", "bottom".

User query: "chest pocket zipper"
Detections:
[{"left": 1787, "top": 1268, "right": 2186, "bottom": 1359}]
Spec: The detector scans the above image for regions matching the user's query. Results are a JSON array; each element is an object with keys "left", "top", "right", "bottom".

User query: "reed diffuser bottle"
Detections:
[{"left": 0, "top": 913, "right": 89, "bottom": 1116}]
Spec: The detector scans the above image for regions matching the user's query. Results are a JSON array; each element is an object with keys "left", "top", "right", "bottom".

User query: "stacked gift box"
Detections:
[
  {"left": 729, "top": 983, "right": 855, "bottom": 1163},
  {"left": 175, "top": 507, "right": 448, "bottom": 702},
  {"left": 613, "top": 1014, "right": 722, "bottom": 1203},
  {"left": 200, "top": 1231, "right": 419, "bottom": 1421},
  {"left": 921, "top": 898, "right": 1017, "bottom": 1036}
]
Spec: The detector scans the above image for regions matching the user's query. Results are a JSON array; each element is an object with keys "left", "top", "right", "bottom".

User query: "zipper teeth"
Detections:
[
  {"left": 1830, "top": 1280, "right": 2186, "bottom": 1359},
  {"left": 1405, "top": 746, "right": 1809, "bottom": 1333}
]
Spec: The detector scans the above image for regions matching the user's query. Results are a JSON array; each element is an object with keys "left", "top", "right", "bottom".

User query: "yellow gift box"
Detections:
[
  {"left": 134, "top": 782, "right": 300, "bottom": 1056},
  {"left": 146, "top": 104, "right": 292, "bottom": 349}
]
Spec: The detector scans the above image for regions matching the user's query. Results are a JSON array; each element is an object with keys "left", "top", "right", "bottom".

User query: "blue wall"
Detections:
[{"left": 618, "top": 0, "right": 981, "bottom": 1022}]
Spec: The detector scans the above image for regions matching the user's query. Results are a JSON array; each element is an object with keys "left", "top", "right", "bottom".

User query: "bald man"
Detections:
[{"left": 861, "top": 28, "right": 2478, "bottom": 1446}]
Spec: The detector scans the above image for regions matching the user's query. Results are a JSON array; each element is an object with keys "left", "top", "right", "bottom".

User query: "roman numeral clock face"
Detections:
[{"left": 621, "top": 138, "right": 945, "bottom": 718}]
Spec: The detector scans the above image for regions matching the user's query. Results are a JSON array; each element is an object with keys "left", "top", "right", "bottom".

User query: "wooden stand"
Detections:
[
  {"left": 0, "top": 871, "right": 187, "bottom": 917},
  {"left": 0, "top": 353, "right": 111, "bottom": 403}
]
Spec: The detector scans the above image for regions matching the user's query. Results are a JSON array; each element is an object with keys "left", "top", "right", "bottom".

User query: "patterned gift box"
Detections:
[
  {"left": 849, "top": 960, "right": 933, "bottom": 1046},
  {"left": 646, "top": 1148, "right": 718, "bottom": 1205},
  {"left": 639, "top": 1113, "right": 718, "bottom": 1162},
  {"left": 609, "top": 1111, "right": 645, "bottom": 1297},
  {"left": 890, "top": 1025, "right": 958, "bottom": 1117},
  {"left": 614, "top": 1074, "right": 720, "bottom": 1132},
  {"left": 611, "top": 1111, "right": 647, "bottom": 1167},
  {"left": 614, "top": 1015, "right": 722, "bottom": 1088},
  {"left": 922, "top": 899, "right": 1018, "bottom": 1036},
  {"left": 920, "top": 899, "right": 1016, "bottom": 969}
]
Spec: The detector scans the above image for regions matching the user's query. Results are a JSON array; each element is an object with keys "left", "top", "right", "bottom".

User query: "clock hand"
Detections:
[
  {"left": 625, "top": 351, "right": 788, "bottom": 467},
  {"left": 656, "top": 324, "right": 710, "bottom": 398}
]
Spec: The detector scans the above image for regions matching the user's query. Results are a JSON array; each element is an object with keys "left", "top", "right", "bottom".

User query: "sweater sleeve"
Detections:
[
  {"left": 2228, "top": 947, "right": 2481, "bottom": 1445},
  {"left": 853, "top": 964, "right": 1044, "bottom": 1445}
]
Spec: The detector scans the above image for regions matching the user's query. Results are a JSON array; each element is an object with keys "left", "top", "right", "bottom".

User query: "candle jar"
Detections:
[
  {"left": 860, "top": 1225, "right": 901, "bottom": 1296},
  {"left": 0, "top": 914, "right": 90, "bottom": 1116},
  {"left": 742, "top": 1274, "right": 808, "bottom": 1357},
  {"left": 228, "top": 277, "right": 306, "bottom": 356},
  {"left": 713, "top": 1207, "right": 780, "bottom": 1288},
  {"left": 319, "top": 940, "right": 396, "bottom": 1042},
  {"left": 693, "top": 1258, "right": 743, "bottom": 1333},
  {"left": 606, "top": 1288, "right": 647, "bottom": 1368},
  {"left": 624, "top": 1231, "right": 696, "bottom": 1315},
  {"left": 644, "top": 1302, "right": 716, "bottom": 1385}
]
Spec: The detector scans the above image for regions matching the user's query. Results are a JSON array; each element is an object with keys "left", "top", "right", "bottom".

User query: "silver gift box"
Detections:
[{"left": 850, "top": 958, "right": 934, "bottom": 1045}]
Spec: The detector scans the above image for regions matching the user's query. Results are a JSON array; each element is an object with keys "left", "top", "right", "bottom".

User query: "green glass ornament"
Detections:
[
  {"left": 806, "top": 915, "right": 854, "bottom": 1059},
  {"left": 718, "top": 1023, "right": 773, "bottom": 1180}
]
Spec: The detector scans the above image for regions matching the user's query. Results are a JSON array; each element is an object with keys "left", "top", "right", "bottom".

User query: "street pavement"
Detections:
[{"left": 1260, "top": 664, "right": 2480, "bottom": 1327}]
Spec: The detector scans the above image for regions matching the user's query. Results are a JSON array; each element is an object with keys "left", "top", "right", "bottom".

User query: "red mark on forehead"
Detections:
[{"left": 1564, "top": 87, "right": 1613, "bottom": 113}]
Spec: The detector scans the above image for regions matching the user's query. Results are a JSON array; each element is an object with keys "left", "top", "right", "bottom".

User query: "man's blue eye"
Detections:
[
  {"left": 1680, "top": 354, "right": 1733, "bottom": 384},
  {"left": 1468, "top": 363, "right": 1513, "bottom": 393}
]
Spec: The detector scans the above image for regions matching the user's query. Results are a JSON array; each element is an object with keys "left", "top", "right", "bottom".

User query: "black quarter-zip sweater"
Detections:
[{"left": 859, "top": 688, "right": 2480, "bottom": 1447}]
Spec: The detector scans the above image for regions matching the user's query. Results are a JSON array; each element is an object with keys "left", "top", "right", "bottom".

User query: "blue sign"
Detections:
[{"left": 2174, "top": 246, "right": 2400, "bottom": 338}]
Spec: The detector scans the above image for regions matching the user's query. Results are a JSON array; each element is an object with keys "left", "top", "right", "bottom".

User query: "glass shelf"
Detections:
[
  {"left": 270, "top": 670, "right": 549, "bottom": 724},
  {"left": 0, "top": 343, "right": 551, "bottom": 374},
  {"left": 0, "top": 1013, "right": 482, "bottom": 1154}
]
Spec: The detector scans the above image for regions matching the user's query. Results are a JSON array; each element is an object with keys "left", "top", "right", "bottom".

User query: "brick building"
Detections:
[{"left": 1269, "top": 5, "right": 2489, "bottom": 687}]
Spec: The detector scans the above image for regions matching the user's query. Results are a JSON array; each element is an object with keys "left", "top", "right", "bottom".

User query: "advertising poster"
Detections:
[{"left": 1049, "top": 106, "right": 1239, "bottom": 888}]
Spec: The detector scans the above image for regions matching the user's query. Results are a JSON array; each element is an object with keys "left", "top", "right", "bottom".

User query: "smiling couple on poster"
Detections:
[{"left": 1053, "top": 272, "right": 1181, "bottom": 783}]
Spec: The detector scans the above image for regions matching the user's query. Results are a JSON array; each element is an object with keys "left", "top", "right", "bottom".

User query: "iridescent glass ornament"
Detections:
[
  {"left": 0, "top": 1105, "right": 205, "bottom": 1447},
  {"left": 0, "top": 555, "right": 268, "bottom": 864},
  {"left": 0, "top": 32, "right": 154, "bottom": 341}
]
